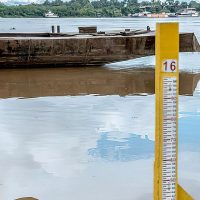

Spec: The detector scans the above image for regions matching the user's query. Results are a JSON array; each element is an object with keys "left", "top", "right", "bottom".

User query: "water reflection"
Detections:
[
  {"left": 0, "top": 67, "right": 155, "bottom": 98},
  {"left": 178, "top": 91, "right": 200, "bottom": 199},
  {"left": 0, "top": 92, "right": 200, "bottom": 199},
  {"left": 0, "top": 65, "right": 199, "bottom": 98},
  {"left": 179, "top": 115, "right": 200, "bottom": 151},
  {"left": 88, "top": 133, "right": 154, "bottom": 161},
  {"left": 0, "top": 65, "right": 199, "bottom": 199},
  {"left": 0, "top": 95, "right": 156, "bottom": 200}
]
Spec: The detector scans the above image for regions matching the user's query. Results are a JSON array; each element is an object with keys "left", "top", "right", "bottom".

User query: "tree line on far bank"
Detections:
[{"left": 0, "top": 0, "right": 199, "bottom": 17}]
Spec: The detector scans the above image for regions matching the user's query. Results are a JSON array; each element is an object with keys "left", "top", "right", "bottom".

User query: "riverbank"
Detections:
[{"left": 0, "top": 0, "right": 199, "bottom": 18}]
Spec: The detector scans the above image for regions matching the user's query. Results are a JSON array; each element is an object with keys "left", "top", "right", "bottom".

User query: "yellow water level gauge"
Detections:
[{"left": 154, "top": 23, "right": 193, "bottom": 200}]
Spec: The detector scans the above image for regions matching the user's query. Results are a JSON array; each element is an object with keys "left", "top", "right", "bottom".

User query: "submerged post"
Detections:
[{"left": 154, "top": 23, "right": 193, "bottom": 200}]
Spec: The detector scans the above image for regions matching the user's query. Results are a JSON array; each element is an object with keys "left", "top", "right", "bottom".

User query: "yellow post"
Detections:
[{"left": 154, "top": 23, "right": 193, "bottom": 200}]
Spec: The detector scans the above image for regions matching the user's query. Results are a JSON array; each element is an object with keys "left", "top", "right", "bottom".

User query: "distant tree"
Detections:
[
  {"left": 166, "top": 0, "right": 174, "bottom": 6},
  {"left": 0, "top": 0, "right": 199, "bottom": 18},
  {"left": 51, "top": 0, "right": 64, "bottom": 6},
  {"left": 180, "top": 1, "right": 188, "bottom": 9},
  {"left": 127, "top": 0, "right": 138, "bottom": 7},
  {"left": 140, "top": 1, "right": 151, "bottom": 6},
  {"left": 43, "top": 0, "right": 50, "bottom": 5},
  {"left": 189, "top": 1, "right": 198, "bottom": 8}
]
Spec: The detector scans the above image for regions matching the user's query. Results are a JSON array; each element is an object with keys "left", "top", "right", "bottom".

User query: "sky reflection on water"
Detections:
[
  {"left": 88, "top": 133, "right": 154, "bottom": 162},
  {"left": 0, "top": 88, "right": 200, "bottom": 199}
]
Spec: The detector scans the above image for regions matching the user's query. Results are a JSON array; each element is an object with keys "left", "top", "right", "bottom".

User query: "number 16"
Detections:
[{"left": 163, "top": 60, "right": 177, "bottom": 72}]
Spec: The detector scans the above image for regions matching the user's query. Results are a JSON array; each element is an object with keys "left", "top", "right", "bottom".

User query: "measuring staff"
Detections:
[{"left": 154, "top": 23, "right": 193, "bottom": 200}]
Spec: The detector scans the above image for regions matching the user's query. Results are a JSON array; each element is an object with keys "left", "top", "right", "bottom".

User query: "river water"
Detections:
[
  {"left": 0, "top": 17, "right": 200, "bottom": 200},
  {"left": 0, "top": 17, "right": 199, "bottom": 39}
]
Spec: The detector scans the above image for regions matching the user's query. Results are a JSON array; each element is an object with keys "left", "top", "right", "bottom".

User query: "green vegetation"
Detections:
[{"left": 0, "top": 0, "right": 200, "bottom": 17}]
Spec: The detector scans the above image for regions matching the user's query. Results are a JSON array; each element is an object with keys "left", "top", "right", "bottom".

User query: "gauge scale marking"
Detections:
[
  {"left": 162, "top": 77, "right": 177, "bottom": 200},
  {"left": 154, "top": 23, "right": 193, "bottom": 200}
]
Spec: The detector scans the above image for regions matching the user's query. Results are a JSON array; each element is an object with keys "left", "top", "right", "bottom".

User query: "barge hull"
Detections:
[{"left": 0, "top": 32, "right": 199, "bottom": 67}]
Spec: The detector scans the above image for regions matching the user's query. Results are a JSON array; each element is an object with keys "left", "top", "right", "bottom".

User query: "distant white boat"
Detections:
[
  {"left": 167, "top": 13, "right": 178, "bottom": 17},
  {"left": 131, "top": 11, "right": 151, "bottom": 18},
  {"left": 177, "top": 8, "right": 199, "bottom": 17},
  {"left": 132, "top": 12, "right": 168, "bottom": 18},
  {"left": 45, "top": 11, "right": 59, "bottom": 18}
]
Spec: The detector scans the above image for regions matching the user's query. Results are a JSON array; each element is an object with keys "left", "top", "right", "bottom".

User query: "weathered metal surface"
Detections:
[
  {"left": 79, "top": 26, "right": 97, "bottom": 33},
  {"left": 0, "top": 32, "right": 199, "bottom": 67}
]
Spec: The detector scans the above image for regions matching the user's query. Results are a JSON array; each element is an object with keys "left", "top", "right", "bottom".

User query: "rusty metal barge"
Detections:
[{"left": 0, "top": 29, "right": 199, "bottom": 67}]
